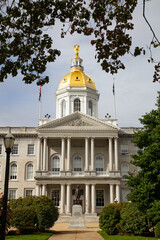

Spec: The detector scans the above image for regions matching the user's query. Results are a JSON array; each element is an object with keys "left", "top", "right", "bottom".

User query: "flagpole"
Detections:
[
  {"left": 39, "top": 86, "right": 42, "bottom": 119},
  {"left": 113, "top": 78, "right": 117, "bottom": 119}
]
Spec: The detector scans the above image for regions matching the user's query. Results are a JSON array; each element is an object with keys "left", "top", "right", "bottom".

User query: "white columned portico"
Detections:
[
  {"left": 85, "top": 184, "right": 90, "bottom": 214},
  {"left": 110, "top": 184, "right": 114, "bottom": 203},
  {"left": 91, "top": 184, "right": 96, "bottom": 214},
  {"left": 66, "top": 184, "right": 71, "bottom": 214},
  {"left": 109, "top": 138, "right": 113, "bottom": 171},
  {"left": 91, "top": 138, "right": 95, "bottom": 171},
  {"left": 37, "top": 137, "right": 41, "bottom": 171},
  {"left": 42, "top": 184, "right": 47, "bottom": 196},
  {"left": 67, "top": 137, "right": 71, "bottom": 171},
  {"left": 114, "top": 137, "right": 118, "bottom": 171},
  {"left": 85, "top": 137, "right": 89, "bottom": 171},
  {"left": 116, "top": 184, "right": 120, "bottom": 203},
  {"left": 43, "top": 138, "right": 47, "bottom": 171},
  {"left": 60, "top": 184, "right": 65, "bottom": 214},
  {"left": 61, "top": 138, "right": 65, "bottom": 171}
]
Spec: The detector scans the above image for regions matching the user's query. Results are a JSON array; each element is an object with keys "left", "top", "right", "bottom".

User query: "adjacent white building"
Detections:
[{"left": 0, "top": 46, "right": 139, "bottom": 219}]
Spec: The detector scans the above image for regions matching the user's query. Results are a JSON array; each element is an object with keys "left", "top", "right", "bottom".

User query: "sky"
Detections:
[{"left": 0, "top": 0, "right": 159, "bottom": 128}]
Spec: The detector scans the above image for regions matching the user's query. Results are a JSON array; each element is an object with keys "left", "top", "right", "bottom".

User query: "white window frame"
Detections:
[
  {"left": 73, "top": 155, "right": 83, "bottom": 172},
  {"left": 26, "top": 162, "right": 34, "bottom": 180},
  {"left": 51, "top": 189, "right": 60, "bottom": 207},
  {"left": 74, "top": 98, "right": 81, "bottom": 112},
  {"left": 12, "top": 144, "right": 18, "bottom": 155},
  {"left": 9, "top": 189, "right": 17, "bottom": 199},
  {"left": 52, "top": 155, "right": 60, "bottom": 173},
  {"left": 122, "top": 189, "right": 130, "bottom": 202},
  {"left": 121, "top": 145, "right": 128, "bottom": 155},
  {"left": 25, "top": 189, "right": 33, "bottom": 197},
  {"left": 10, "top": 163, "right": 18, "bottom": 180},
  {"left": 96, "top": 189, "right": 105, "bottom": 207},
  {"left": 121, "top": 163, "right": 129, "bottom": 180},
  {"left": 28, "top": 144, "right": 34, "bottom": 155},
  {"left": 95, "top": 155, "right": 104, "bottom": 172}
]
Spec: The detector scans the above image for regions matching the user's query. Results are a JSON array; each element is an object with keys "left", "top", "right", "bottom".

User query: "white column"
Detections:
[
  {"left": 109, "top": 138, "right": 113, "bottom": 171},
  {"left": 85, "top": 184, "right": 90, "bottom": 214},
  {"left": 110, "top": 184, "right": 114, "bottom": 203},
  {"left": 116, "top": 184, "right": 120, "bottom": 203},
  {"left": 91, "top": 138, "right": 95, "bottom": 171},
  {"left": 60, "top": 184, "right": 65, "bottom": 214},
  {"left": 37, "top": 138, "right": 41, "bottom": 171},
  {"left": 114, "top": 138, "right": 118, "bottom": 171},
  {"left": 61, "top": 138, "right": 65, "bottom": 171},
  {"left": 43, "top": 138, "right": 47, "bottom": 171},
  {"left": 42, "top": 184, "right": 47, "bottom": 196},
  {"left": 91, "top": 184, "right": 96, "bottom": 214},
  {"left": 66, "top": 184, "right": 71, "bottom": 214},
  {"left": 46, "top": 144, "right": 49, "bottom": 171},
  {"left": 67, "top": 137, "right": 71, "bottom": 171},
  {"left": 36, "top": 185, "right": 40, "bottom": 196},
  {"left": 85, "top": 138, "right": 89, "bottom": 171}
]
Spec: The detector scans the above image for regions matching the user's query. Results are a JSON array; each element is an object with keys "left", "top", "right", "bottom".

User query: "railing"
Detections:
[
  {"left": 96, "top": 171, "right": 110, "bottom": 176},
  {"left": 72, "top": 171, "right": 85, "bottom": 176}
]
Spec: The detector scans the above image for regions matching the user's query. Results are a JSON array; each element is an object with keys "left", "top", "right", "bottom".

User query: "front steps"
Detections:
[{"left": 57, "top": 213, "right": 99, "bottom": 223}]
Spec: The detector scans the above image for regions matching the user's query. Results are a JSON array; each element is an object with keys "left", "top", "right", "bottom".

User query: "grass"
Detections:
[
  {"left": 6, "top": 232, "right": 53, "bottom": 240},
  {"left": 98, "top": 231, "right": 159, "bottom": 240}
]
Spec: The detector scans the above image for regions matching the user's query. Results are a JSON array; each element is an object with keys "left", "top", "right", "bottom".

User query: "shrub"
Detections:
[
  {"left": 119, "top": 203, "right": 147, "bottom": 236},
  {"left": 147, "top": 200, "right": 160, "bottom": 227},
  {"left": 34, "top": 196, "right": 59, "bottom": 231},
  {"left": 12, "top": 206, "right": 37, "bottom": 233},
  {"left": 0, "top": 192, "right": 12, "bottom": 233},
  {"left": 11, "top": 196, "right": 59, "bottom": 233},
  {"left": 99, "top": 203, "right": 121, "bottom": 235},
  {"left": 155, "top": 221, "right": 160, "bottom": 238}
]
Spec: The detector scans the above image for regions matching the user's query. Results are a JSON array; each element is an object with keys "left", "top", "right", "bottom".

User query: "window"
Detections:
[
  {"left": 122, "top": 189, "right": 130, "bottom": 202},
  {"left": 52, "top": 156, "right": 60, "bottom": 172},
  {"left": 121, "top": 163, "right": 129, "bottom": 180},
  {"left": 62, "top": 100, "right": 66, "bottom": 117},
  {"left": 25, "top": 189, "right": 33, "bottom": 197},
  {"left": 96, "top": 190, "right": 104, "bottom": 207},
  {"left": 74, "top": 98, "right": 81, "bottom": 112},
  {"left": 51, "top": 190, "right": 60, "bottom": 206},
  {"left": 10, "top": 163, "right": 17, "bottom": 180},
  {"left": 26, "top": 163, "right": 34, "bottom": 180},
  {"left": 95, "top": 155, "right": 104, "bottom": 171},
  {"left": 28, "top": 144, "right": 34, "bottom": 155},
  {"left": 88, "top": 100, "right": 93, "bottom": 116},
  {"left": 73, "top": 155, "right": 82, "bottom": 171},
  {"left": 0, "top": 144, "right": 2, "bottom": 155},
  {"left": 121, "top": 145, "right": 128, "bottom": 155},
  {"left": 9, "top": 189, "right": 16, "bottom": 199},
  {"left": 12, "top": 144, "right": 18, "bottom": 155}
]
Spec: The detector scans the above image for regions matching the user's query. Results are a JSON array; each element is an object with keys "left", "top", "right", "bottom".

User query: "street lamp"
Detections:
[{"left": 1, "top": 133, "right": 15, "bottom": 240}]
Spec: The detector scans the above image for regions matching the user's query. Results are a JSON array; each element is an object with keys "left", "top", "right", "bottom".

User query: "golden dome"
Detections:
[{"left": 58, "top": 45, "right": 96, "bottom": 90}]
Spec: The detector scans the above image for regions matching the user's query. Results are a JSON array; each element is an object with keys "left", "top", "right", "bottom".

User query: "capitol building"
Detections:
[{"left": 0, "top": 46, "right": 139, "bottom": 220}]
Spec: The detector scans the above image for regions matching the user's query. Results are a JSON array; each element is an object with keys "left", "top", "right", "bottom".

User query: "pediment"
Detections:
[{"left": 38, "top": 112, "right": 120, "bottom": 132}]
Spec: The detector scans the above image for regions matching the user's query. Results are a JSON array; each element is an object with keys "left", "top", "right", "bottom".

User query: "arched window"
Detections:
[
  {"left": 74, "top": 98, "right": 81, "bottom": 112},
  {"left": 62, "top": 100, "right": 66, "bottom": 117},
  {"left": 26, "top": 163, "right": 34, "bottom": 180},
  {"left": 95, "top": 155, "right": 104, "bottom": 171},
  {"left": 73, "top": 155, "right": 82, "bottom": 172},
  {"left": 121, "top": 163, "right": 129, "bottom": 180},
  {"left": 10, "top": 163, "right": 17, "bottom": 180},
  {"left": 52, "top": 156, "right": 60, "bottom": 172},
  {"left": 88, "top": 100, "right": 93, "bottom": 116}
]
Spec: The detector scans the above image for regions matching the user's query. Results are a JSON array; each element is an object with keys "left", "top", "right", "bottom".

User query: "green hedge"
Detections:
[{"left": 155, "top": 221, "right": 160, "bottom": 238}]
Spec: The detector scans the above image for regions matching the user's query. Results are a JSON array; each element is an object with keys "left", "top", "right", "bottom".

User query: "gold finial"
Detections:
[{"left": 74, "top": 45, "right": 80, "bottom": 58}]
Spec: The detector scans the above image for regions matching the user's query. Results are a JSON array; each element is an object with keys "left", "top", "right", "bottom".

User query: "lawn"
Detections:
[
  {"left": 6, "top": 232, "right": 53, "bottom": 240},
  {"left": 98, "top": 231, "right": 159, "bottom": 240}
]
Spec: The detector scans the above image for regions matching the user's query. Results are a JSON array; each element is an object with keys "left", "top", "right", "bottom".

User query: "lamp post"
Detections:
[{"left": 1, "top": 133, "right": 15, "bottom": 240}]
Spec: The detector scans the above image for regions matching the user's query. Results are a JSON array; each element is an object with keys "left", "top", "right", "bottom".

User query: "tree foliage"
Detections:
[
  {"left": 127, "top": 91, "right": 160, "bottom": 212},
  {"left": 0, "top": 0, "right": 159, "bottom": 85},
  {"left": 0, "top": 192, "right": 12, "bottom": 233}
]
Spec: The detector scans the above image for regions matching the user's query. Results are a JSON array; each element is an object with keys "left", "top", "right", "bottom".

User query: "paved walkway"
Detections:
[{"left": 49, "top": 222, "right": 103, "bottom": 240}]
